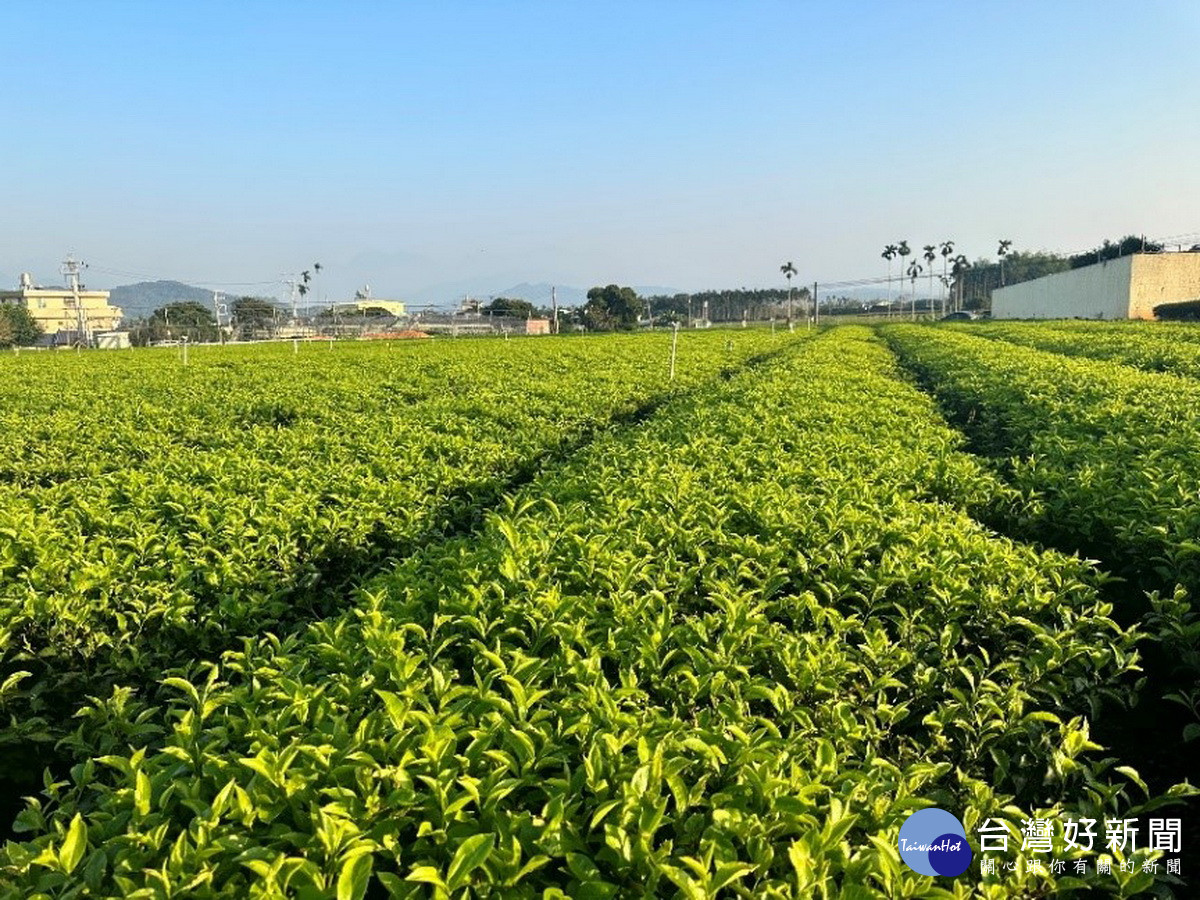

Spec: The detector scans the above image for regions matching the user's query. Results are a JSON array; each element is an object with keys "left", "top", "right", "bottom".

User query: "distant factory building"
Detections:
[
  {"left": 0, "top": 272, "right": 124, "bottom": 344},
  {"left": 991, "top": 252, "right": 1200, "bottom": 320}
]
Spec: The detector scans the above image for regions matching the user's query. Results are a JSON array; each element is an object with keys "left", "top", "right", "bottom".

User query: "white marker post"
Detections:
[{"left": 669, "top": 322, "right": 680, "bottom": 382}]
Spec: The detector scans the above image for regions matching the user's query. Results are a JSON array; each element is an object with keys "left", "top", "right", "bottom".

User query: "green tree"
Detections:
[
  {"left": 951, "top": 255, "right": 971, "bottom": 312},
  {"left": 881, "top": 244, "right": 899, "bottom": 313},
  {"left": 897, "top": 241, "right": 911, "bottom": 312},
  {"left": 232, "top": 297, "right": 278, "bottom": 335},
  {"left": 1069, "top": 234, "right": 1163, "bottom": 269},
  {"left": 922, "top": 245, "right": 937, "bottom": 316},
  {"left": 583, "top": 284, "right": 644, "bottom": 331},
  {"left": 484, "top": 297, "right": 537, "bottom": 318},
  {"left": 0, "top": 303, "right": 43, "bottom": 347},
  {"left": 149, "top": 301, "right": 219, "bottom": 343},
  {"left": 642, "top": 289, "right": 802, "bottom": 323},
  {"left": 906, "top": 258, "right": 923, "bottom": 320},
  {"left": 997, "top": 239, "right": 1013, "bottom": 286},
  {"left": 939, "top": 241, "right": 955, "bottom": 315},
  {"left": 780, "top": 261, "right": 797, "bottom": 323}
]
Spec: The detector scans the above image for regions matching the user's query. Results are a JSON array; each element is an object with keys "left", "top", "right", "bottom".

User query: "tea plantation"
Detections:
[{"left": 2, "top": 325, "right": 1198, "bottom": 898}]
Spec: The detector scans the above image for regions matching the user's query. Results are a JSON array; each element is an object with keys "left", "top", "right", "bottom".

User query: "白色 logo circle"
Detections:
[{"left": 898, "top": 808, "right": 972, "bottom": 877}]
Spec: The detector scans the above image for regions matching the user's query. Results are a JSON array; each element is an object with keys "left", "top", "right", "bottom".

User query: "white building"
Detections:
[{"left": 991, "top": 252, "right": 1200, "bottom": 320}]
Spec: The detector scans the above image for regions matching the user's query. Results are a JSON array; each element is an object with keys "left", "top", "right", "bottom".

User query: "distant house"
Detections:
[
  {"left": 0, "top": 273, "right": 124, "bottom": 344},
  {"left": 330, "top": 299, "right": 407, "bottom": 317},
  {"left": 991, "top": 252, "right": 1200, "bottom": 320}
]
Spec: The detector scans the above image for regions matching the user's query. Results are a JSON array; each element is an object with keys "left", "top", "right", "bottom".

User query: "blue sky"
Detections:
[{"left": 3, "top": 1, "right": 1198, "bottom": 303}]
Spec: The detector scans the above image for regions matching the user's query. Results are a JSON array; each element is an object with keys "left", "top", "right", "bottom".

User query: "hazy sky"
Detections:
[{"left": 4, "top": 1, "right": 1198, "bottom": 302}]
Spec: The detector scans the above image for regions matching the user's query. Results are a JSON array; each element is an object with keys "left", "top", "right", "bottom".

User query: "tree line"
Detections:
[
  {"left": 490, "top": 286, "right": 814, "bottom": 330},
  {"left": 641, "top": 288, "right": 810, "bottom": 324}
]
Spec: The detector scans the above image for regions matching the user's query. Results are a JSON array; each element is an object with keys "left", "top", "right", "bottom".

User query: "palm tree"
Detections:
[
  {"left": 897, "top": 241, "right": 911, "bottom": 315},
  {"left": 923, "top": 245, "right": 937, "bottom": 318},
  {"left": 906, "top": 259, "right": 923, "bottom": 320},
  {"left": 300, "top": 269, "right": 314, "bottom": 320},
  {"left": 939, "top": 241, "right": 955, "bottom": 315},
  {"left": 951, "top": 255, "right": 971, "bottom": 312},
  {"left": 311, "top": 262, "right": 322, "bottom": 319},
  {"left": 881, "top": 245, "right": 898, "bottom": 316},
  {"left": 997, "top": 239, "right": 1013, "bottom": 287},
  {"left": 780, "top": 261, "right": 797, "bottom": 324}
]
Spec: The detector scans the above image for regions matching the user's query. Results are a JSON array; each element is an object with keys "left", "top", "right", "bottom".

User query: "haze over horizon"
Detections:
[{"left": 4, "top": 1, "right": 1198, "bottom": 305}]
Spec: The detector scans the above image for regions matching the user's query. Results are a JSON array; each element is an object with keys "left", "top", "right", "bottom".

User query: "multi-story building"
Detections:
[{"left": 0, "top": 273, "right": 124, "bottom": 343}]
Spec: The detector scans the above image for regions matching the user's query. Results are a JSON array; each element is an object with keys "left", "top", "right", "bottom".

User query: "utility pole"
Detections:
[
  {"left": 813, "top": 282, "right": 819, "bottom": 326},
  {"left": 212, "top": 291, "right": 229, "bottom": 343},
  {"left": 551, "top": 286, "right": 558, "bottom": 334},
  {"left": 61, "top": 254, "right": 89, "bottom": 346},
  {"left": 282, "top": 276, "right": 300, "bottom": 324}
]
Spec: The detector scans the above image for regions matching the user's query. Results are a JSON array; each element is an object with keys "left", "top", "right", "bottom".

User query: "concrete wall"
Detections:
[
  {"left": 991, "top": 255, "right": 1132, "bottom": 319},
  {"left": 1129, "top": 254, "right": 1200, "bottom": 319}
]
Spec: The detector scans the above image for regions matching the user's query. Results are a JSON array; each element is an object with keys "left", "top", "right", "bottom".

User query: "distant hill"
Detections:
[
  {"left": 107, "top": 281, "right": 218, "bottom": 319},
  {"left": 108, "top": 281, "right": 280, "bottom": 320}
]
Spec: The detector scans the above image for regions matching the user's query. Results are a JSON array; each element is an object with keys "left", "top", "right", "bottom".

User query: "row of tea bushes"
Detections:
[{"left": 957, "top": 320, "right": 1200, "bottom": 380}]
